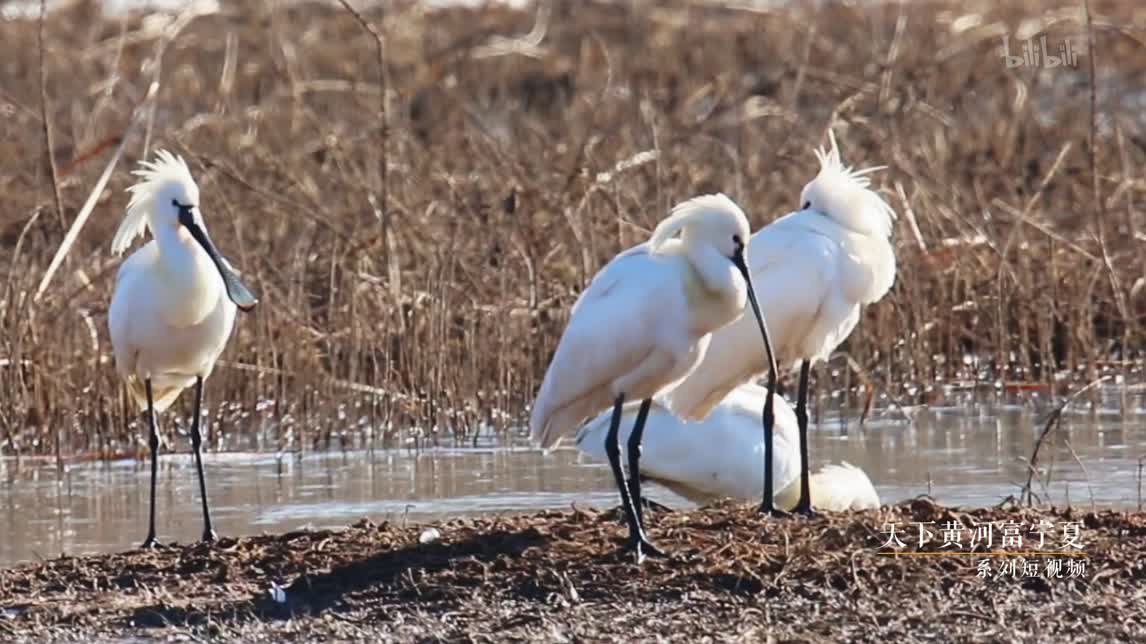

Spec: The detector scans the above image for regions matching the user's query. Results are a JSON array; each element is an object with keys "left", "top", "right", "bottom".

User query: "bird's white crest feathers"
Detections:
[
  {"left": 812, "top": 130, "right": 887, "bottom": 191},
  {"left": 807, "top": 130, "right": 897, "bottom": 237},
  {"left": 649, "top": 193, "right": 745, "bottom": 253},
  {"left": 111, "top": 150, "right": 198, "bottom": 256}
]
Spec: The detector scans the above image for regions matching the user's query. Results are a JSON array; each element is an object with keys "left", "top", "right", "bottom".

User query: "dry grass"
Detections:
[{"left": 1, "top": 0, "right": 1145, "bottom": 457}]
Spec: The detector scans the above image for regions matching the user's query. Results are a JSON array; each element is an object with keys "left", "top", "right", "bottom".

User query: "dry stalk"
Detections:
[
  {"left": 37, "top": 0, "right": 64, "bottom": 235},
  {"left": 1021, "top": 377, "right": 1108, "bottom": 506},
  {"left": 1138, "top": 456, "right": 1144, "bottom": 512}
]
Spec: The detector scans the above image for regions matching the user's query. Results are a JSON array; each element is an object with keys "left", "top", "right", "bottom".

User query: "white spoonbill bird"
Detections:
[
  {"left": 665, "top": 131, "right": 896, "bottom": 516},
  {"left": 575, "top": 383, "right": 880, "bottom": 511},
  {"left": 530, "top": 193, "right": 777, "bottom": 561},
  {"left": 108, "top": 150, "right": 257, "bottom": 548}
]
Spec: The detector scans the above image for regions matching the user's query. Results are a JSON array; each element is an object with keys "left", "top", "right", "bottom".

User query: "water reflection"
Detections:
[{"left": 1, "top": 403, "right": 1144, "bottom": 567}]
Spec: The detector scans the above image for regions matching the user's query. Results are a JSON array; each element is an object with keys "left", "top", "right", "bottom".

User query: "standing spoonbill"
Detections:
[
  {"left": 108, "top": 150, "right": 257, "bottom": 547},
  {"left": 665, "top": 131, "right": 896, "bottom": 516},
  {"left": 575, "top": 383, "right": 880, "bottom": 510},
  {"left": 530, "top": 193, "right": 777, "bottom": 561}
]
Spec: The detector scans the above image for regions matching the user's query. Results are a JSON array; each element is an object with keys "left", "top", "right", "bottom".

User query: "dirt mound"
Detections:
[{"left": 1, "top": 501, "right": 1143, "bottom": 641}]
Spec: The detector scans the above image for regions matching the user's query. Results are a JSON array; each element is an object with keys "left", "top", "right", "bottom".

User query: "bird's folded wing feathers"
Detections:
[
  {"left": 749, "top": 218, "right": 837, "bottom": 317},
  {"left": 748, "top": 215, "right": 837, "bottom": 282},
  {"left": 531, "top": 263, "right": 668, "bottom": 447}
]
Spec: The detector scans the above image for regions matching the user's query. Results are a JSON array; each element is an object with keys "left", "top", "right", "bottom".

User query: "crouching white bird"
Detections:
[
  {"left": 108, "top": 150, "right": 257, "bottom": 548},
  {"left": 575, "top": 383, "right": 880, "bottom": 511},
  {"left": 665, "top": 131, "right": 896, "bottom": 516},
  {"left": 530, "top": 193, "right": 777, "bottom": 562}
]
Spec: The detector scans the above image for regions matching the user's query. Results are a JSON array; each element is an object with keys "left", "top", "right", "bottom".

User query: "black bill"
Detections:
[
  {"left": 731, "top": 248, "right": 776, "bottom": 377},
  {"left": 180, "top": 211, "right": 258, "bottom": 312}
]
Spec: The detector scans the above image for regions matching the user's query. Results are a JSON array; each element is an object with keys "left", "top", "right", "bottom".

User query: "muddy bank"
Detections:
[{"left": 0, "top": 500, "right": 1142, "bottom": 641}]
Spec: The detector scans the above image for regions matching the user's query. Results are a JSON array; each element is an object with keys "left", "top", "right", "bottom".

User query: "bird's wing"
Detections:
[
  {"left": 755, "top": 215, "right": 895, "bottom": 369},
  {"left": 761, "top": 211, "right": 895, "bottom": 306},
  {"left": 748, "top": 213, "right": 849, "bottom": 350},
  {"left": 841, "top": 234, "right": 896, "bottom": 305},
  {"left": 530, "top": 248, "right": 675, "bottom": 447},
  {"left": 108, "top": 244, "right": 159, "bottom": 379},
  {"left": 567, "top": 243, "right": 651, "bottom": 312},
  {"left": 112, "top": 241, "right": 158, "bottom": 286},
  {"left": 748, "top": 213, "right": 837, "bottom": 299}
]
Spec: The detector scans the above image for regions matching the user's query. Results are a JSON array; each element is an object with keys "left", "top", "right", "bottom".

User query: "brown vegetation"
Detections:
[{"left": 1, "top": 0, "right": 1145, "bottom": 457}]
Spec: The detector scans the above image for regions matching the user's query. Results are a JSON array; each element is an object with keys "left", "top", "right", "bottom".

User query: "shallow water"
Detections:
[{"left": 2, "top": 399, "right": 1144, "bottom": 568}]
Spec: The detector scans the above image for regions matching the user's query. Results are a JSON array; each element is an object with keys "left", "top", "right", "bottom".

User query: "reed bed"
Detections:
[{"left": 1, "top": 0, "right": 1144, "bottom": 457}]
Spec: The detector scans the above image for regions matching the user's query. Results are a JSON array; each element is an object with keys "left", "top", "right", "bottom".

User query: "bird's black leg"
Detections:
[
  {"left": 190, "top": 376, "right": 217, "bottom": 542},
  {"left": 792, "top": 360, "right": 816, "bottom": 517},
  {"left": 141, "top": 379, "right": 161, "bottom": 549},
  {"left": 604, "top": 394, "right": 662, "bottom": 563},
  {"left": 626, "top": 399, "right": 653, "bottom": 526},
  {"left": 758, "top": 368, "right": 784, "bottom": 516}
]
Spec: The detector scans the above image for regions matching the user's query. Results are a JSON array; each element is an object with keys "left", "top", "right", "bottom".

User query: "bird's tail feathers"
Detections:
[
  {"left": 531, "top": 400, "right": 591, "bottom": 450},
  {"left": 122, "top": 375, "right": 185, "bottom": 414},
  {"left": 774, "top": 461, "right": 881, "bottom": 512}
]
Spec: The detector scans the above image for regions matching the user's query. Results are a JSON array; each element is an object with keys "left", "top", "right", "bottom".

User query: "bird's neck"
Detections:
[
  {"left": 152, "top": 224, "right": 224, "bottom": 324},
  {"left": 818, "top": 197, "right": 892, "bottom": 240},
  {"left": 684, "top": 243, "right": 747, "bottom": 333},
  {"left": 793, "top": 210, "right": 887, "bottom": 251}
]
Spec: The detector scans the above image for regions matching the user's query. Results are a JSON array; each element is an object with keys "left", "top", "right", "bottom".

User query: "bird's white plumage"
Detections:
[
  {"left": 774, "top": 461, "right": 881, "bottom": 512},
  {"left": 530, "top": 193, "right": 755, "bottom": 448},
  {"left": 665, "top": 133, "right": 897, "bottom": 419},
  {"left": 575, "top": 383, "right": 880, "bottom": 511},
  {"left": 108, "top": 150, "right": 236, "bottom": 412}
]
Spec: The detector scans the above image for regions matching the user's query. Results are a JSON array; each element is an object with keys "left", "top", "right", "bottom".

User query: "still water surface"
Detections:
[{"left": 2, "top": 402, "right": 1144, "bottom": 567}]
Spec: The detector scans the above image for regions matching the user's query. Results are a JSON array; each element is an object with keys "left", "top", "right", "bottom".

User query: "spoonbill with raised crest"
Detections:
[
  {"left": 665, "top": 131, "right": 896, "bottom": 516},
  {"left": 530, "top": 193, "right": 777, "bottom": 562},
  {"left": 108, "top": 150, "right": 258, "bottom": 548}
]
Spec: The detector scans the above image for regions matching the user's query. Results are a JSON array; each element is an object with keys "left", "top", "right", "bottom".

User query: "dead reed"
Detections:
[{"left": 1, "top": 0, "right": 1144, "bottom": 457}]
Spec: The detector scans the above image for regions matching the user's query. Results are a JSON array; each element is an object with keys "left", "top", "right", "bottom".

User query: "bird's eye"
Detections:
[{"left": 802, "top": 200, "right": 811, "bottom": 210}]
